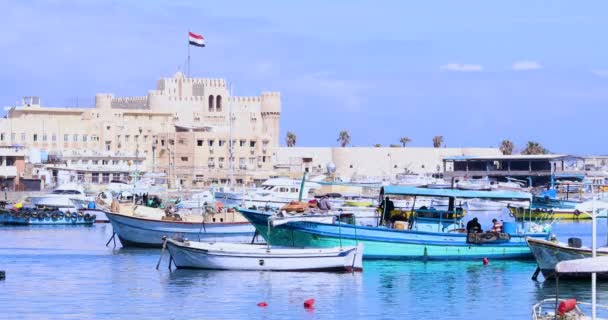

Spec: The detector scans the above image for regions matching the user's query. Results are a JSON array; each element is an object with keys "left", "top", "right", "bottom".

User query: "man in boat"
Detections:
[
  {"left": 491, "top": 219, "right": 503, "bottom": 233},
  {"left": 318, "top": 195, "right": 332, "bottom": 211},
  {"left": 380, "top": 197, "right": 395, "bottom": 225},
  {"left": 466, "top": 217, "right": 482, "bottom": 234}
]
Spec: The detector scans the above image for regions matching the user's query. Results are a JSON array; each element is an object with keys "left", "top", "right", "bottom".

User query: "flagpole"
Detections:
[{"left": 187, "top": 30, "right": 191, "bottom": 77}]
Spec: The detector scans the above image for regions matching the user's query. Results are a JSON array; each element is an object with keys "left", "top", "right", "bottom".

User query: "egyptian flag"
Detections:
[{"left": 188, "top": 32, "right": 205, "bottom": 47}]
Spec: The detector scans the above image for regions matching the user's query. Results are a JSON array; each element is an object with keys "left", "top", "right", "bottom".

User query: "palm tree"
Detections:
[
  {"left": 521, "top": 141, "right": 549, "bottom": 155},
  {"left": 432, "top": 136, "right": 444, "bottom": 148},
  {"left": 399, "top": 137, "right": 412, "bottom": 147},
  {"left": 337, "top": 130, "right": 351, "bottom": 147},
  {"left": 499, "top": 140, "right": 514, "bottom": 155},
  {"left": 286, "top": 131, "right": 296, "bottom": 147}
]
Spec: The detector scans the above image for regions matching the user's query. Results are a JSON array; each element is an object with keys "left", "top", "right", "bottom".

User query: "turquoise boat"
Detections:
[{"left": 238, "top": 186, "right": 550, "bottom": 260}]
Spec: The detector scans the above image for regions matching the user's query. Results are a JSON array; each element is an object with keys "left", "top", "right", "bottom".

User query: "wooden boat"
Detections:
[
  {"left": 527, "top": 237, "right": 608, "bottom": 279},
  {"left": 239, "top": 186, "right": 550, "bottom": 260},
  {"left": 105, "top": 205, "right": 257, "bottom": 248},
  {"left": 165, "top": 238, "right": 363, "bottom": 271},
  {"left": 509, "top": 196, "right": 589, "bottom": 220}
]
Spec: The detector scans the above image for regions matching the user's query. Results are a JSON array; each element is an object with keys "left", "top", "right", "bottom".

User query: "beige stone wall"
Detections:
[{"left": 276, "top": 147, "right": 502, "bottom": 179}]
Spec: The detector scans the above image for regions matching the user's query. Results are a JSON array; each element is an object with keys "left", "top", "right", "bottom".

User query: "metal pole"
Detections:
[
  {"left": 592, "top": 192, "right": 597, "bottom": 320},
  {"left": 187, "top": 30, "right": 191, "bottom": 77}
]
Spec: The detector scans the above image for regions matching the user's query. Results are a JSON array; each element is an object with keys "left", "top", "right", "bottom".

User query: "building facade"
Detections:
[{"left": 0, "top": 72, "right": 281, "bottom": 188}]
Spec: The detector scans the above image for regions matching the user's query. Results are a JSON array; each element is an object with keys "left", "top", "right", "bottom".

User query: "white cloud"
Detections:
[
  {"left": 591, "top": 69, "right": 608, "bottom": 77},
  {"left": 440, "top": 63, "right": 483, "bottom": 72},
  {"left": 512, "top": 61, "right": 542, "bottom": 71}
]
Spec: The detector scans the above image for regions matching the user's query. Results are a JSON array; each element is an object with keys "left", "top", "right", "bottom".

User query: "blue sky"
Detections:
[{"left": 2, "top": 1, "right": 608, "bottom": 154}]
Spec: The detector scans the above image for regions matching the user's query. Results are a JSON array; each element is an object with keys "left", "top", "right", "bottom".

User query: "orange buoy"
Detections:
[
  {"left": 558, "top": 299, "right": 577, "bottom": 315},
  {"left": 303, "top": 298, "right": 315, "bottom": 309},
  {"left": 482, "top": 257, "right": 489, "bottom": 265},
  {"left": 257, "top": 302, "right": 268, "bottom": 307}
]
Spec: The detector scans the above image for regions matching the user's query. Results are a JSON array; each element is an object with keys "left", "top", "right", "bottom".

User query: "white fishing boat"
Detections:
[
  {"left": 176, "top": 190, "right": 216, "bottom": 209},
  {"left": 164, "top": 238, "right": 363, "bottom": 271},
  {"left": 29, "top": 183, "right": 88, "bottom": 208}
]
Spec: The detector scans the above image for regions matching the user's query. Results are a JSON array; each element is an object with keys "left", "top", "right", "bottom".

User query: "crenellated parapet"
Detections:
[
  {"left": 111, "top": 96, "right": 149, "bottom": 110},
  {"left": 95, "top": 93, "right": 114, "bottom": 109},
  {"left": 261, "top": 91, "right": 281, "bottom": 115}
]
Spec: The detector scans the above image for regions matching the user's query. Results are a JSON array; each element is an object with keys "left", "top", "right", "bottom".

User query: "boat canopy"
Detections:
[
  {"left": 556, "top": 256, "right": 608, "bottom": 274},
  {"left": 380, "top": 186, "right": 532, "bottom": 200}
]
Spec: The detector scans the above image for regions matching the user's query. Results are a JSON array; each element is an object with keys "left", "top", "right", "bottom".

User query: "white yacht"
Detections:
[
  {"left": 215, "top": 177, "right": 321, "bottom": 209},
  {"left": 29, "top": 183, "right": 88, "bottom": 209}
]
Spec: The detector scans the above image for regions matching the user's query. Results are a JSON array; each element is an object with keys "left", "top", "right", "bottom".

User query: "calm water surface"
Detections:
[{"left": 1, "top": 221, "right": 608, "bottom": 319}]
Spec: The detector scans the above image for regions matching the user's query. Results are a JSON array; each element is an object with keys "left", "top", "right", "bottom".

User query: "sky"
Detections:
[{"left": 2, "top": 1, "right": 608, "bottom": 154}]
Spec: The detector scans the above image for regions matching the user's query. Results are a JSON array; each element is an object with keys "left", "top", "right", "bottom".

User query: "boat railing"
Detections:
[{"left": 532, "top": 298, "right": 608, "bottom": 320}]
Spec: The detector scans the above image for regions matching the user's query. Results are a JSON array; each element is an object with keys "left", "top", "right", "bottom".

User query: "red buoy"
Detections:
[
  {"left": 558, "top": 299, "right": 577, "bottom": 315},
  {"left": 303, "top": 298, "right": 315, "bottom": 309},
  {"left": 257, "top": 302, "right": 268, "bottom": 307},
  {"left": 482, "top": 257, "right": 489, "bottom": 265}
]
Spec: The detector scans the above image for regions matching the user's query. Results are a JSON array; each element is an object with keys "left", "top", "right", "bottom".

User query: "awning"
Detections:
[
  {"left": 556, "top": 256, "right": 608, "bottom": 274},
  {"left": 381, "top": 186, "right": 532, "bottom": 200}
]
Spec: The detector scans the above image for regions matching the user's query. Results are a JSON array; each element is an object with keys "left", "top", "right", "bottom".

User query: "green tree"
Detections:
[
  {"left": 399, "top": 137, "right": 412, "bottom": 147},
  {"left": 521, "top": 141, "right": 549, "bottom": 155},
  {"left": 337, "top": 130, "right": 351, "bottom": 147},
  {"left": 499, "top": 140, "right": 515, "bottom": 155},
  {"left": 432, "top": 136, "right": 444, "bottom": 148},
  {"left": 286, "top": 131, "right": 297, "bottom": 147}
]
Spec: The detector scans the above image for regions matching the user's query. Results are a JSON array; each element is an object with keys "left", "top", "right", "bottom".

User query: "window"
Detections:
[
  {"left": 249, "top": 157, "right": 256, "bottom": 165},
  {"left": 64, "top": 134, "right": 69, "bottom": 142},
  {"left": 73, "top": 134, "right": 78, "bottom": 142},
  {"left": 33, "top": 134, "right": 38, "bottom": 142},
  {"left": 102, "top": 160, "right": 109, "bottom": 165},
  {"left": 250, "top": 141, "right": 256, "bottom": 148},
  {"left": 143, "top": 135, "right": 148, "bottom": 143},
  {"left": 279, "top": 187, "right": 288, "bottom": 192},
  {"left": 11, "top": 133, "right": 15, "bottom": 142},
  {"left": 112, "top": 160, "right": 119, "bottom": 165},
  {"left": 240, "top": 140, "right": 246, "bottom": 147},
  {"left": 161, "top": 139, "right": 165, "bottom": 146},
  {"left": 82, "top": 135, "right": 87, "bottom": 142},
  {"left": 219, "top": 140, "right": 225, "bottom": 147},
  {"left": 43, "top": 134, "right": 47, "bottom": 142},
  {"left": 181, "top": 157, "right": 188, "bottom": 161},
  {"left": 52, "top": 134, "right": 56, "bottom": 142},
  {"left": 92, "top": 173, "right": 99, "bottom": 183},
  {"left": 125, "top": 135, "right": 130, "bottom": 143},
  {"left": 21, "top": 133, "right": 25, "bottom": 141},
  {"left": 208, "top": 140, "right": 214, "bottom": 147},
  {"left": 0, "top": 133, "right": 4, "bottom": 141},
  {"left": 178, "top": 139, "right": 185, "bottom": 145},
  {"left": 102, "top": 173, "right": 110, "bottom": 183},
  {"left": 290, "top": 188, "right": 298, "bottom": 193},
  {"left": 208, "top": 95, "right": 215, "bottom": 111},
  {"left": 92, "top": 160, "right": 99, "bottom": 165},
  {"left": 197, "top": 140, "right": 203, "bottom": 146},
  {"left": 216, "top": 95, "right": 222, "bottom": 112},
  {"left": 169, "top": 139, "right": 174, "bottom": 145}
]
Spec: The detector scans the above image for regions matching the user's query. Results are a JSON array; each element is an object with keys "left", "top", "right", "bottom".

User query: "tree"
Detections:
[
  {"left": 389, "top": 144, "right": 401, "bottom": 148},
  {"left": 521, "top": 141, "right": 549, "bottom": 155},
  {"left": 499, "top": 140, "right": 514, "bottom": 155},
  {"left": 286, "top": 131, "right": 297, "bottom": 147},
  {"left": 432, "top": 136, "right": 444, "bottom": 148},
  {"left": 337, "top": 130, "right": 351, "bottom": 147},
  {"left": 373, "top": 144, "right": 382, "bottom": 147},
  {"left": 399, "top": 137, "right": 412, "bottom": 147}
]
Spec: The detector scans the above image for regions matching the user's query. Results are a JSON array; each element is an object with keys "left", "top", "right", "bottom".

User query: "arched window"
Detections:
[
  {"left": 216, "top": 95, "right": 222, "bottom": 112},
  {"left": 208, "top": 95, "right": 214, "bottom": 111}
]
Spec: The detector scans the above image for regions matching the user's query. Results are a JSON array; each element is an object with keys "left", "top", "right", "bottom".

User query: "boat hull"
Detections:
[
  {"left": 509, "top": 207, "right": 590, "bottom": 220},
  {"left": 526, "top": 237, "right": 608, "bottom": 279},
  {"left": 166, "top": 240, "right": 362, "bottom": 271},
  {"left": 239, "top": 209, "right": 547, "bottom": 260},
  {"left": 106, "top": 212, "right": 258, "bottom": 248}
]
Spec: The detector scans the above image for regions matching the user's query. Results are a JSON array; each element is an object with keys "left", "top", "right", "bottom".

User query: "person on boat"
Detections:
[
  {"left": 466, "top": 217, "right": 482, "bottom": 234},
  {"left": 491, "top": 219, "right": 503, "bottom": 233},
  {"left": 318, "top": 195, "right": 332, "bottom": 211},
  {"left": 380, "top": 197, "right": 395, "bottom": 224}
]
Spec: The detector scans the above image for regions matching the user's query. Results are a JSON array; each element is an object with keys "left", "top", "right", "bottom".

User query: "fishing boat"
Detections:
[
  {"left": 509, "top": 196, "right": 588, "bottom": 220},
  {"left": 0, "top": 207, "right": 95, "bottom": 225},
  {"left": 164, "top": 238, "right": 363, "bottom": 271},
  {"left": 238, "top": 186, "right": 550, "bottom": 260},
  {"left": 527, "top": 237, "right": 608, "bottom": 279},
  {"left": 105, "top": 205, "right": 257, "bottom": 248}
]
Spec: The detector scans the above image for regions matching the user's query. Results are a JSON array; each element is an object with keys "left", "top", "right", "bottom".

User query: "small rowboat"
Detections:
[{"left": 165, "top": 239, "right": 363, "bottom": 272}]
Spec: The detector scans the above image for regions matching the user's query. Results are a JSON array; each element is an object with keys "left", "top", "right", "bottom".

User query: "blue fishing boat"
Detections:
[
  {"left": 0, "top": 208, "right": 95, "bottom": 225},
  {"left": 238, "top": 186, "right": 550, "bottom": 260}
]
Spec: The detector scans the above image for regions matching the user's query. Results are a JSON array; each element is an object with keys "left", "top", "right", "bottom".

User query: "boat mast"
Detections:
[
  {"left": 229, "top": 82, "right": 235, "bottom": 188},
  {"left": 592, "top": 190, "right": 597, "bottom": 319}
]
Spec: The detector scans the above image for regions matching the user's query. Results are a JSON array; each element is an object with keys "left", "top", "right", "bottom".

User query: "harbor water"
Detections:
[{"left": 1, "top": 221, "right": 608, "bottom": 319}]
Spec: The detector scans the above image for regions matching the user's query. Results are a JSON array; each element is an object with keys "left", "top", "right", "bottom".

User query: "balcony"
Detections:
[{"left": 0, "top": 166, "right": 18, "bottom": 177}]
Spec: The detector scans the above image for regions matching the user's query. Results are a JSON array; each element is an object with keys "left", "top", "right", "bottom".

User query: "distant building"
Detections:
[
  {"left": 0, "top": 72, "right": 281, "bottom": 188},
  {"left": 442, "top": 154, "right": 587, "bottom": 186}
]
